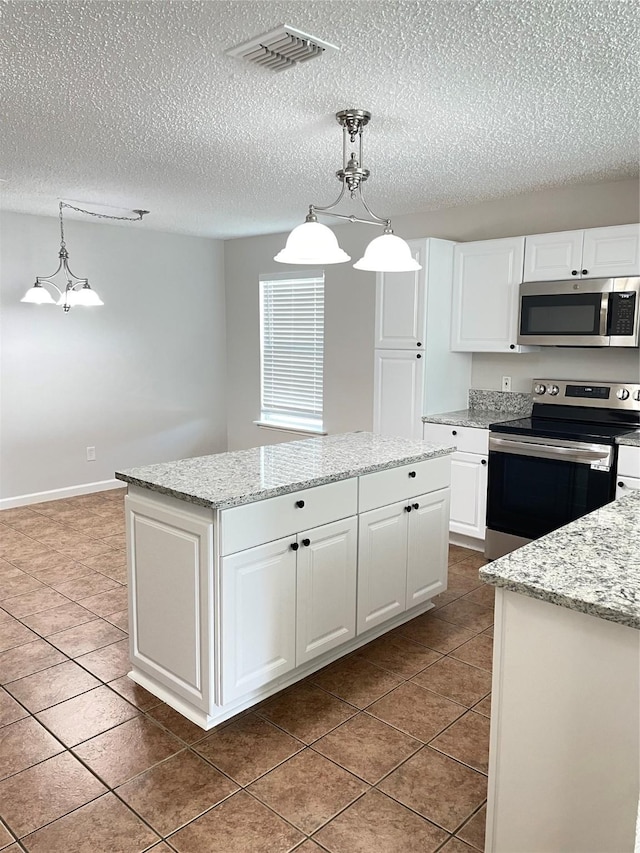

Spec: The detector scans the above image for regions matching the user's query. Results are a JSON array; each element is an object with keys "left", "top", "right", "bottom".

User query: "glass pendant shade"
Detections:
[
  {"left": 274, "top": 221, "right": 351, "bottom": 265},
  {"left": 21, "top": 284, "right": 55, "bottom": 304},
  {"left": 72, "top": 285, "right": 104, "bottom": 306},
  {"left": 353, "top": 233, "right": 422, "bottom": 272}
]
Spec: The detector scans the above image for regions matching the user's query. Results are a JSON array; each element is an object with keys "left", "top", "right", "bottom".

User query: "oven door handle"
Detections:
[{"left": 489, "top": 435, "right": 614, "bottom": 468}]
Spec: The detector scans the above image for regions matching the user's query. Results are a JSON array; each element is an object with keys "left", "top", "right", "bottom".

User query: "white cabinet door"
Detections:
[
  {"left": 615, "top": 475, "right": 640, "bottom": 499},
  {"left": 581, "top": 224, "right": 640, "bottom": 278},
  {"left": 374, "top": 243, "right": 426, "bottom": 349},
  {"left": 406, "top": 488, "right": 449, "bottom": 609},
  {"left": 373, "top": 349, "right": 425, "bottom": 440},
  {"left": 451, "top": 237, "right": 526, "bottom": 352},
  {"left": 296, "top": 516, "right": 357, "bottom": 665},
  {"left": 357, "top": 501, "right": 408, "bottom": 634},
  {"left": 221, "top": 537, "right": 296, "bottom": 703},
  {"left": 523, "top": 230, "right": 584, "bottom": 281},
  {"left": 449, "top": 452, "right": 488, "bottom": 540}
]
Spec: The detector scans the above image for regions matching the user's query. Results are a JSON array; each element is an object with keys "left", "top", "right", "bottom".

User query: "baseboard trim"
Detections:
[
  {"left": 449, "top": 531, "right": 485, "bottom": 552},
  {"left": 0, "top": 479, "right": 126, "bottom": 510}
]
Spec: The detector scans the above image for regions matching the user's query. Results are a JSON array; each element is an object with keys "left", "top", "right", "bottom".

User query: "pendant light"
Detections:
[
  {"left": 275, "top": 109, "right": 420, "bottom": 273},
  {"left": 21, "top": 201, "right": 149, "bottom": 312}
]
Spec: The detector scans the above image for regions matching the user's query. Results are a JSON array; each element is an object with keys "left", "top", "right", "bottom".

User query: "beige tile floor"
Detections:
[{"left": 0, "top": 491, "right": 492, "bottom": 853}]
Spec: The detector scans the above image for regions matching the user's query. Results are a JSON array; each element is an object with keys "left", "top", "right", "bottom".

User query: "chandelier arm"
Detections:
[
  {"left": 310, "top": 183, "right": 347, "bottom": 214},
  {"left": 357, "top": 185, "right": 391, "bottom": 227},
  {"left": 35, "top": 277, "right": 63, "bottom": 297},
  {"left": 315, "top": 210, "right": 388, "bottom": 229},
  {"left": 61, "top": 258, "right": 89, "bottom": 286}
]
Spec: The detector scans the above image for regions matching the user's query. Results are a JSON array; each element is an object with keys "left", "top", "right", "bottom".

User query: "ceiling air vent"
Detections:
[{"left": 226, "top": 24, "right": 339, "bottom": 72}]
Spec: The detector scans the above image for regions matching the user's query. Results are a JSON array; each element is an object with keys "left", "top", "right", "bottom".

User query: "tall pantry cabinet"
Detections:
[{"left": 373, "top": 238, "right": 472, "bottom": 440}]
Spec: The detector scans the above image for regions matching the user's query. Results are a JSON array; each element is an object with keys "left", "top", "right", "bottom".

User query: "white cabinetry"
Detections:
[
  {"left": 616, "top": 444, "right": 640, "bottom": 498},
  {"left": 357, "top": 456, "right": 450, "bottom": 633},
  {"left": 374, "top": 238, "right": 471, "bottom": 439},
  {"left": 424, "top": 423, "right": 489, "bottom": 545},
  {"left": 524, "top": 224, "right": 640, "bottom": 281},
  {"left": 450, "top": 237, "right": 533, "bottom": 353}
]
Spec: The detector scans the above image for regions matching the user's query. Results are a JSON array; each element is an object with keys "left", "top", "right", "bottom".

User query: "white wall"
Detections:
[
  {"left": 0, "top": 211, "right": 227, "bottom": 502},
  {"left": 225, "top": 177, "right": 640, "bottom": 448}
]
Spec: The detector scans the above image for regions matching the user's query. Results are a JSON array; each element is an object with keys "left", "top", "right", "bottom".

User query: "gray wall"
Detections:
[
  {"left": 0, "top": 211, "right": 227, "bottom": 501},
  {"left": 225, "top": 177, "right": 640, "bottom": 449}
]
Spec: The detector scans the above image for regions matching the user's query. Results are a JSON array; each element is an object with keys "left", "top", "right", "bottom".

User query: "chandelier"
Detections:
[
  {"left": 275, "top": 109, "right": 421, "bottom": 272},
  {"left": 21, "top": 201, "right": 149, "bottom": 312}
]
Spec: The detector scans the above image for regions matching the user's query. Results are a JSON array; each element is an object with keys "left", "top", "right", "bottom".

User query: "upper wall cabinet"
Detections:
[
  {"left": 450, "top": 236, "right": 534, "bottom": 353},
  {"left": 374, "top": 246, "right": 426, "bottom": 349},
  {"left": 524, "top": 224, "right": 640, "bottom": 282}
]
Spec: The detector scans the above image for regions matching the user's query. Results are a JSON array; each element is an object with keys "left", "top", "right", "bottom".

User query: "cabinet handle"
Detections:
[
  {"left": 290, "top": 542, "right": 299, "bottom": 551},
  {"left": 412, "top": 502, "right": 419, "bottom": 510},
  {"left": 302, "top": 538, "right": 311, "bottom": 547},
  {"left": 408, "top": 471, "right": 416, "bottom": 478},
  {"left": 416, "top": 353, "right": 422, "bottom": 359},
  {"left": 509, "top": 344, "right": 516, "bottom": 350},
  {"left": 417, "top": 342, "right": 422, "bottom": 347},
  {"left": 582, "top": 269, "right": 588, "bottom": 275},
  {"left": 481, "top": 459, "right": 487, "bottom": 465},
  {"left": 295, "top": 500, "right": 305, "bottom": 509},
  {"left": 452, "top": 430, "right": 457, "bottom": 436},
  {"left": 571, "top": 270, "right": 578, "bottom": 275},
  {"left": 618, "top": 481, "right": 625, "bottom": 488},
  {"left": 405, "top": 505, "right": 412, "bottom": 512}
]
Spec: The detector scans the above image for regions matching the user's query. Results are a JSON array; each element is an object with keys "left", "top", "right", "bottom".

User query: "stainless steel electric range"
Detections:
[{"left": 485, "top": 378, "right": 640, "bottom": 560}]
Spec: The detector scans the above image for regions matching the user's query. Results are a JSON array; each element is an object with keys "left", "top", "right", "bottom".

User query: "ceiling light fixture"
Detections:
[
  {"left": 21, "top": 201, "right": 149, "bottom": 312},
  {"left": 275, "top": 109, "right": 421, "bottom": 273}
]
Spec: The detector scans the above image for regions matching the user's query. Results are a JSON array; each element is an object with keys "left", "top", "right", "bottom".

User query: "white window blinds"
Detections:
[{"left": 259, "top": 271, "right": 325, "bottom": 432}]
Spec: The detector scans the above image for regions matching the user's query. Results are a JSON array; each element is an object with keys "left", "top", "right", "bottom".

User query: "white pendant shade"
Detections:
[
  {"left": 353, "top": 233, "right": 422, "bottom": 272},
  {"left": 72, "top": 286, "right": 104, "bottom": 306},
  {"left": 274, "top": 221, "right": 351, "bottom": 265},
  {"left": 57, "top": 289, "right": 76, "bottom": 308},
  {"left": 21, "top": 285, "right": 55, "bottom": 304}
]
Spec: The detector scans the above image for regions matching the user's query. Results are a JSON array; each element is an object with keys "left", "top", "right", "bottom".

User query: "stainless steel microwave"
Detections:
[{"left": 517, "top": 277, "right": 640, "bottom": 347}]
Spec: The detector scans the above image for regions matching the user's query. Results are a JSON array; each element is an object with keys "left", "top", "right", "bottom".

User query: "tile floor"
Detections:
[{"left": 0, "top": 491, "right": 493, "bottom": 853}]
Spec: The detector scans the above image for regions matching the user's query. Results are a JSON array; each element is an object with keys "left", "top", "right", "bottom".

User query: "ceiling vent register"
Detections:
[{"left": 226, "top": 25, "right": 339, "bottom": 71}]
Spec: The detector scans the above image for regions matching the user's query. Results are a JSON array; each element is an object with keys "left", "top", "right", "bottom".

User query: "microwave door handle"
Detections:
[{"left": 600, "top": 292, "right": 609, "bottom": 336}]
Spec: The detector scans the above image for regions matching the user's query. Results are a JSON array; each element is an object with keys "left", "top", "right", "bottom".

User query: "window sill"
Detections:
[{"left": 253, "top": 421, "right": 328, "bottom": 437}]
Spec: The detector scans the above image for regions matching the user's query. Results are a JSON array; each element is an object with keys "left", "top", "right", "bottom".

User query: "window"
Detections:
[{"left": 258, "top": 270, "right": 325, "bottom": 433}]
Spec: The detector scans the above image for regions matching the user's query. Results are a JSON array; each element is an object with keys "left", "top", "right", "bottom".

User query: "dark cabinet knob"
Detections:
[
  {"left": 452, "top": 430, "right": 457, "bottom": 436},
  {"left": 509, "top": 344, "right": 516, "bottom": 350},
  {"left": 405, "top": 505, "right": 412, "bottom": 512},
  {"left": 408, "top": 471, "right": 416, "bottom": 478},
  {"left": 417, "top": 342, "right": 422, "bottom": 347},
  {"left": 302, "top": 538, "right": 311, "bottom": 547},
  {"left": 416, "top": 353, "right": 422, "bottom": 359},
  {"left": 618, "top": 481, "right": 625, "bottom": 488},
  {"left": 481, "top": 459, "right": 487, "bottom": 465},
  {"left": 412, "top": 502, "right": 419, "bottom": 510},
  {"left": 290, "top": 542, "right": 299, "bottom": 551},
  {"left": 295, "top": 500, "right": 305, "bottom": 509},
  {"left": 571, "top": 270, "right": 578, "bottom": 275},
  {"left": 582, "top": 269, "right": 588, "bottom": 275}
]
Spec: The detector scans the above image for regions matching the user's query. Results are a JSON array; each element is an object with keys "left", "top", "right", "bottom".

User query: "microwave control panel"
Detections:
[{"left": 608, "top": 291, "right": 637, "bottom": 337}]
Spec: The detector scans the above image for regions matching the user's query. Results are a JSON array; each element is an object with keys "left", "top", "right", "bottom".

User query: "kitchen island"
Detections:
[
  {"left": 116, "top": 432, "right": 454, "bottom": 730},
  {"left": 480, "top": 490, "right": 640, "bottom": 853}
]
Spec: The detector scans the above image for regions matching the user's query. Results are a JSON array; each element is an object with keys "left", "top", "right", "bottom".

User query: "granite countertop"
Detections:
[
  {"left": 480, "top": 491, "right": 640, "bottom": 629},
  {"left": 618, "top": 430, "right": 640, "bottom": 447},
  {"left": 422, "top": 409, "right": 523, "bottom": 429},
  {"left": 116, "top": 431, "right": 455, "bottom": 510}
]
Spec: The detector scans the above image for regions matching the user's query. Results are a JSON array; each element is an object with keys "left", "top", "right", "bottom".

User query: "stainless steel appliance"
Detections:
[
  {"left": 517, "top": 277, "right": 640, "bottom": 347},
  {"left": 485, "top": 378, "right": 640, "bottom": 560}
]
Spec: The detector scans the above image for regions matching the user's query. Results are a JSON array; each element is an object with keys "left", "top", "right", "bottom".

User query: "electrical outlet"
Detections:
[
  {"left": 86, "top": 446, "right": 96, "bottom": 462},
  {"left": 502, "top": 376, "right": 512, "bottom": 392}
]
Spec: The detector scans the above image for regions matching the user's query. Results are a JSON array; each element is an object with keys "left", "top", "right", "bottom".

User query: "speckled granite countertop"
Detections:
[
  {"left": 618, "top": 430, "right": 640, "bottom": 447},
  {"left": 480, "top": 491, "right": 640, "bottom": 629},
  {"left": 116, "top": 431, "right": 455, "bottom": 510},
  {"left": 422, "top": 409, "right": 522, "bottom": 429}
]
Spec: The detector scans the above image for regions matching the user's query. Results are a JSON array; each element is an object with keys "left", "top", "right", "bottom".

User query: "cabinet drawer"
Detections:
[
  {"left": 359, "top": 455, "right": 451, "bottom": 513},
  {"left": 424, "top": 423, "right": 489, "bottom": 456},
  {"left": 220, "top": 478, "right": 358, "bottom": 556},
  {"left": 617, "top": 445, "right": 640, "bottom": 479}
]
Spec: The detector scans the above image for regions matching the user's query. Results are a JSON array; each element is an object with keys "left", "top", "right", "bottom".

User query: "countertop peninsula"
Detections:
[
  {"left": 480, "top": 490, "right": 640, "bottom": 629},
  {"left": 116, "top": 431, "right": 454, "bottom": 509}
]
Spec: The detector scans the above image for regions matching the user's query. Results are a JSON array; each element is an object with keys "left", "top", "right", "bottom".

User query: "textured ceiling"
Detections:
[{"left": 1, "top": 0, "right": 638, "bottom": 239}]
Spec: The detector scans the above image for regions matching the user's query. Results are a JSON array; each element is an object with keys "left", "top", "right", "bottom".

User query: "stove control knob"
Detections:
[
  {"left": 616, "top": 388, "right": 630, "bottom": 401},
  {"left": 534, "top": 383, "right": 546, "bottom": 395},
  {"left": 548, "top": 385, "right": 560, "bottom": 396},
  {"left": 632, "top": 390, "right": 640, "bottom": 402}
]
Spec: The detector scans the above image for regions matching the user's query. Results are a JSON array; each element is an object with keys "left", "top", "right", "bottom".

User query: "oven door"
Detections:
[
  {"left": 486, "top": 433, "right": 616, "bottom": 541},
  {"left": 517, "top": 279, "right": 611, "bottom": 346}
]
